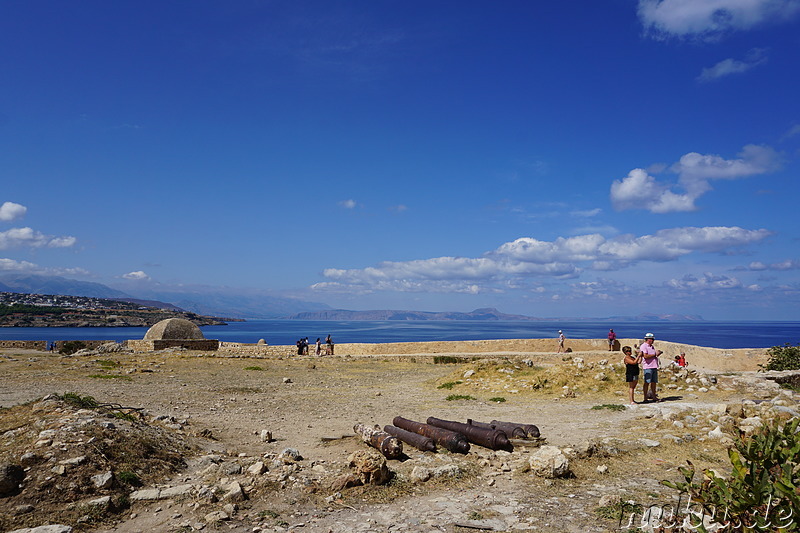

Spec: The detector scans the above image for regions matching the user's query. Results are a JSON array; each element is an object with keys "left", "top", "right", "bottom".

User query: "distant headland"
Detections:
[{"left": 287, "top": 307, "right": 704, "bottom": 322}]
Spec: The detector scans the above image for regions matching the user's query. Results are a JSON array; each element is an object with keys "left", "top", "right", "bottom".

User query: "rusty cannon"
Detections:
[
  {"left": 491, "top": 419, "right": 540, "bottom": 439},
  {"left": 427, "top": 416, "right": 512, "bottom": 451},
  {"left": 466, "top": 419, "right": 527, "bottom": 439},
  {"left": 392, "top": 416, "right": 470, "bottom": 454},
  {"left": 353, "top": 423, "right": 403, "bottom": 459},
  {"left": 383, "top": 424, "right": 436, "bottom": 452}
]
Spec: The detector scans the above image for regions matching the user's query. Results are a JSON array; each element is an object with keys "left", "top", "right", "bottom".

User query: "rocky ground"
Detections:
[{"left": 0, "top": 342, "right": 796, "bottom": 533}]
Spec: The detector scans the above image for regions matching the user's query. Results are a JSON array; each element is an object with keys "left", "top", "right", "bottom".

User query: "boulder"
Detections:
[
  {"left": 529, "top": 446, "right": 570, "bottom": 478},
  {"left": 347, "top": 449, "right": 391, "bottom": 485}
]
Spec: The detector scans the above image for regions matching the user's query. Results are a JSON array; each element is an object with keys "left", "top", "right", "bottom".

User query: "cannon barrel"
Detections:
[
  {"left": 466, "top": 419, "right": 527, "bottom": 439},
  {"left": 427, "top": 417, "right": 512, "bottom": 451},
  {"left": 491, "top": 419, "right": 540, "bottom": 439},
  {"left": 392, "top": 416, "right": 470, "bottom": 454},
  {"left": 353, "top": 423, "right": 403, "bottom": 459},
  {"left": 384, "top": 424, "right": 436, "bottom": 452}
]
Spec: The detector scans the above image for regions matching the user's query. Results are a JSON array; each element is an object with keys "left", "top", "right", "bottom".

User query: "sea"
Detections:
[{"left": 1, "top": 319, "right": 799, "bottom": 350}]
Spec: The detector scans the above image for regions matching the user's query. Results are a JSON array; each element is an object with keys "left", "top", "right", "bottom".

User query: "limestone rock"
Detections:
[
  {"left": 222, "top": 481, "right": 245, "bottom": 502},
  {"left": 248, "top": 461, "right": 267, "bottom": 475},
  {"left": 91, "top": 471, "right": 113, "bottom": 489},
  {"left": 529, "top": 446, "right": 570, "bottom": 478},
  {"left": 8, "top": 526, "right": 73, "bottom": 533},
  {"left": 410, "top": 466, "right": 431, "bottom": 483},
  {"left": 347, "top": 449, "right": 391, "bottom": 485}
]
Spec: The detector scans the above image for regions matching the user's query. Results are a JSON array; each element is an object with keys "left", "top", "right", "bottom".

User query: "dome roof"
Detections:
[{"left": 143, "top": 318, "right": 205, "bottom": 340}]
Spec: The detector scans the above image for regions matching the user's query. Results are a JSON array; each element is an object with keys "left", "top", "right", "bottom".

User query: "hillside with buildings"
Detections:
[{"left": 0, "top": 292, "right": 233, "bottom": 327}]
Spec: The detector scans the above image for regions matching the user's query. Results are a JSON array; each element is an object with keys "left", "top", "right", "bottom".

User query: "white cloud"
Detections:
[
  {"left": 0, "top": 258, "right": 40, "bottom": 272},
  {"left": 0, "top": 227, "right": 77, "bottom": 250},
  {"left": 747, "top": 259, "right": 800, "bottom": 270},
  {"left": 122, "top": 270, "right": 151, "bottom": 281},
  {"left": 570, "top": 208, "right": 602, "bottom": 217},
  {"left": 639, "top": 0, "right": 800, "bottom": 40},
  {"left": 0, "top": 202, "right": 27, "bottom": 222},
  {"left": 664, "top": 272, "right": 743, "bottom": 290},
  {"left": 697, "top": 48, "right": 768, "bottom": 82},
  {"left": 0, "top": 258, "right": 90, "bottom": 277},
  {"left": 313, "top": 226, "right": 770, "bottom": 294},
  {"left": 611, "top": 144, "right": 781, "bottom": 213},
  {"left": 783, "top": 124, "right": 800, "bottom": 139},
  {"left": 339, "top": 199, "right": 357, "bottom": 209}
]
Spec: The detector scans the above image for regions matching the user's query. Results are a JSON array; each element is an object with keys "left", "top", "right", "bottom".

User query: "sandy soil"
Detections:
[{"left": 0, "top": 340, "right": 785, "bottom": 533}]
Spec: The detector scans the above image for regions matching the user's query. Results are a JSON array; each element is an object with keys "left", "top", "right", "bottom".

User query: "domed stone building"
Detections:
[{"left": 127, "top": 317, "right": 219, "bottom": 351}]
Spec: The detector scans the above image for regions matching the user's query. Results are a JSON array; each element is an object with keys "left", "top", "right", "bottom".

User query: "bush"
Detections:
[
  {"left": 759, "top": 343, "right": 800, "bottom": 371},
  {"left": 59, "top": 340, "right": 87, "bottom": 355},
  {"left": 433, "top": 356, "right": 462, "bottom": 364},
  {"left": 662, "top": 418, "right": 800, "bottom": 531}
]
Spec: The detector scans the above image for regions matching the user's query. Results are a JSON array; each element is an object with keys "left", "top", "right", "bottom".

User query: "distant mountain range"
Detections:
[
  {"left": 289, "top": 307, "right": 704, "bottom": 321},
  {"left": 0, "top": 274, "right": 328, "bottom": 319},
  {"left": 0, "top": 274, "right": 704, "bottom": 322}
]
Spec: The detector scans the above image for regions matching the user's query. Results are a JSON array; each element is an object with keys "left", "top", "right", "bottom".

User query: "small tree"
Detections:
[{"left": 760, "top": 343, "right": 800, "bottom": 372}]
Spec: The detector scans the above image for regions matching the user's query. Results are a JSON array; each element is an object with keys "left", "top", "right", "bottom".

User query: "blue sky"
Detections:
[{"left": 1, "top": 0, "right": 799, "bottom": 320}]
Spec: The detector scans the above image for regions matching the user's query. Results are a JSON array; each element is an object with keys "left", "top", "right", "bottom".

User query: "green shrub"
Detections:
[
  {"left": 433, "top": 356, "right": 462, "bottom": 364},
  {"left": 59, "top": 392, "right": 98, "bottom": 409},
  {"left": 437, "top": 381, "right": 462, "bottom": 390},
  {"left": 445, "top": 394, "right": 476, "bottom": 401},
  {"left": 488, "top": 397, "right": 506, "bottom": 403},
  {"left": 759, "top": 343, "right": 800, "bottom": 371},
  {"left": 244, "top": 365, "right": 264, "bottom": 371},
  {"left": 59, "top": 340, "right": 87, "bottom": 355},
  {"left": 662, "top": 418, "right": 800, "bottom": 531},
  {"left": 117, "top": 471, "right": 141, "bottom": 486}
]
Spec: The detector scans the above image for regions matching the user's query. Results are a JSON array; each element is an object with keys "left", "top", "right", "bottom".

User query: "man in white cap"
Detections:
[
  {"left": 640, "top": 332, "right": 660, "bottom": 401},
  {"left": 557, "top": 330, "right": 565, "bottom": 353}
]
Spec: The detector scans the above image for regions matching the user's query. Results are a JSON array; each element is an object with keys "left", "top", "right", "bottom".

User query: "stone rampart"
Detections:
[
  {"left": 53, "top": 340, "right": 116, "bottom": 351},
  {"left": 127, "top": 339, "right": 220, "bottom": 351},
  {"left": 0, "top": 340, "right": 47, "bottom": 350},
  {"left": 217, "top": 342, "right": 287, "bottom": 357}
]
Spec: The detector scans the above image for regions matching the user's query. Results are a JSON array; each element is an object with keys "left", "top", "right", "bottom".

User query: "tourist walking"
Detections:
[
  {"left": 557, "top": 330, "right": 565, "bottom": 353},
  {"left": 326, "top": 334, "right": 334, "bottom": 355},
  {"left": 315, "top": 338, "right": 322, "bottom": 356},
  {"left": 622, "top": 345, "right": 641, "bottom": 405},
  {"left": 607, "top": 329, "right": 617, "bottom": 351}
]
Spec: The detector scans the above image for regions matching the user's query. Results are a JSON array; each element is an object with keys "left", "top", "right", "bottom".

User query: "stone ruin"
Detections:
[{"left": 126, "top": 318, "right": 220, "bottom": 351}]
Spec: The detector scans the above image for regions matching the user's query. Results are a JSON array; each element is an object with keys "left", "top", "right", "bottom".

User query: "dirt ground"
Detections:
[{"left": 0, "top": 341, "right": 791, "bottom": 533}]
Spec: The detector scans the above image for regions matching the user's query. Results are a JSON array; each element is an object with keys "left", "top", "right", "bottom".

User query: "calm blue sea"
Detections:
[{"left": 1, "top": 319, "right": 799, "bottom": 349}]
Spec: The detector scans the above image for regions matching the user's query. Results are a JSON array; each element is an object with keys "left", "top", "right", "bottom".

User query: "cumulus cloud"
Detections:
[
  {"left": 697, "top": 48, "right": 768, "bottom": 82},
  {"left": 0, "top": 258, "right": 90, "bottom": 277},
  {"left": 664, "top": 272, "right": 743, "bottom": 290},
  {"left": 312, "top": 226, "right": 770, "bottom": 294},
  {"left": 0, "top": 258, "right": 40, "bottom": 272},
  {"left": 0, "top": 227, "right": 77, "bottom": 250},
  {"left": 611, "top": 144, "right": 781, "bottom": 213},
  {"left": 122, "top": 270, "right": 151, "bottom": 281},
  {"left": 0, "top": 202, "right": 27, "bottom": 222},
  {"left": 638, "top": 0, "right": 800, "bottom": 40},
  {"left": 746, "top": 259, "right": 800, "bottom": 270},
  {"left": 339, "top": 199, "right": 357, "bottom": 209}
]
